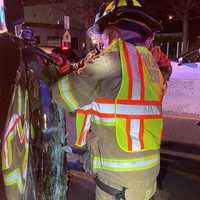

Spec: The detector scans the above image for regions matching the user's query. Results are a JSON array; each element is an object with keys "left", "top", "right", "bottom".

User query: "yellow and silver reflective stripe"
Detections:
[
  {"left": 77, "top": 114, "right": 92, "bottom": 146},
  {"left": 82, "top": 114, "right": 91, "bottom": 145},
  {"left": 4, "top": 168, "right": 24, "bottom": 193},
  {"left": 130, "top": 119, "right": 141, "bottom": 151},
  {"left": 17, "top": 86, "right": 28, "bottom": 116},
  {"left": 17, "top": 86, "right": 22, "bottom": 115},
  {"left": 2, "top": 114, "right": 19, "bottom": 169},
  {"left": 58, "top": 77, "right": 79, "bottom": 111},
  {"left": 91, "top": 115, "right": 145, "bottom": 151},
  {"left": 92, "top": 115, "right": 115, "bottom": 126},
  {"left": 82, "top": 102, "right": 161, "bottom": 116},
  {"left": 93, "top": 154, "right": 160, "bottom": 172},
  {"left": 115, "top": 104, "right": 161, "bottom": 116},
  {"left": 22, "top": 143, "right": 29, "bottom": 179},
  {"left": 17, "top": 119, "right": 29, "bottom": 144}
]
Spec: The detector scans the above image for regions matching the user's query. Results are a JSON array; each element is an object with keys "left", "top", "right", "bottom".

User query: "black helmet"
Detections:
[{"left": 95, "top": 0, "right": 162, "bottom": 39}]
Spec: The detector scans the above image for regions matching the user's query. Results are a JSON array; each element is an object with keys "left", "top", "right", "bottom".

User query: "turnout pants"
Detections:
[{"left": 95, "top": 167, "right": 158, "bottom": 200}]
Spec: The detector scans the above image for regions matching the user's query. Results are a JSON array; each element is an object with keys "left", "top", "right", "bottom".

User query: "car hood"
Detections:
[{"left": 170, "top": 61, "right": 200, "bottom": 80}]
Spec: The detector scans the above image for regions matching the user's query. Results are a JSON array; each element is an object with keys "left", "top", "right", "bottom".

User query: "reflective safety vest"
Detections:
[{"left": 76, "top": 40, "right": 164, "bottom": 153}]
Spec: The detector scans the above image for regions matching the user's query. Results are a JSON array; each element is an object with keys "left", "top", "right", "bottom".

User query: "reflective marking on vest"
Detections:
[
  {"left": 81, "top": 114, "right": 91, "bottom": 145},
  {"left": 96, "top": 99, "right": 161, "bottom": 105},
  {"left": 75, "top": 40, "right": 163, "bottom": 152},
  {"left": 130, "top": 119, "right": 141, "bottom": 150},
  {"left": 81, "top": 102, "right": 161, "bottom": 116},
  {"left": 126, "top": 43, "right": 143, "bottom": 100},
  {"left": 93, "top": 153, "right": 159, "bottom": 172},
  {"left": 4, "top": 168, "right": 24, "bottom": 193},
  {"left": 58, "top": 77, "right": 79, "bottom": 111},
  {"left": 92, "top": 115, "right": 115, "bottom": 126},
  {"left": 76, "top": 114, "right": 91, "bottom": 146}
]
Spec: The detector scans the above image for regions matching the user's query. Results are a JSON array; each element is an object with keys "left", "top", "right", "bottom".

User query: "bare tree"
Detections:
[{"left": 166, "top": 0, "right": 200, "bottom": 53}]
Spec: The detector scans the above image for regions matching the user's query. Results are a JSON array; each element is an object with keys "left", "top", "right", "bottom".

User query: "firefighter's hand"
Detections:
[
  {"left": 52, "top": 53, "right": 71, "bottom": 75},
  {"left": 58, "top": 62, "right": 71, "bottom": 75},
  {"left": 52, "top": 52, "right": 64, "bottom": 66}
]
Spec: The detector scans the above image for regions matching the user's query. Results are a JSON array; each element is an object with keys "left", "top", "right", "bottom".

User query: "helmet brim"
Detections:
[{"left": 96, "top": 7, "right": 162, "bottom": 36}]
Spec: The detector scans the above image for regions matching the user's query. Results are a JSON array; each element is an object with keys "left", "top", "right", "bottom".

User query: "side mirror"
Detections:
[{"left": 178, "top": 57, "right": 183, "bottom": 65}]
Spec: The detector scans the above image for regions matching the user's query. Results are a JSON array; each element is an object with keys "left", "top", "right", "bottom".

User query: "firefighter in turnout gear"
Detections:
[{"left": 52, "top": 0, "right": 166, "bottom": 199}]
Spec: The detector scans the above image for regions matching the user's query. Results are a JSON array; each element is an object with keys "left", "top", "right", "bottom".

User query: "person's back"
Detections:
[{"left": 86, "top": 40, "right": 164, "bottom": 200}]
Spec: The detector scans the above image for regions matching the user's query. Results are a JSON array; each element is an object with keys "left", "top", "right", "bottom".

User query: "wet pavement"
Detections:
[
  {"left": 67, "top": 170, "right": 96, "bottom": 200},
  {"left": 1, "top": 161, "right": 200, "bottom": 200},
  {"left": 1, "top": 115, "right": 200, "bottom": 199},
  {"left": 155, "top": 168, "right": 200, "bottom": 200},
  {"left": 67, "top": 167, "right": 200, "bottom": 200}
]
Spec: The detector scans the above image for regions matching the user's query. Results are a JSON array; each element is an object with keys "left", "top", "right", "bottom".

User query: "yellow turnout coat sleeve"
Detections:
[{"left": 51, "top": 45, "right": 121, "bottom": 111}]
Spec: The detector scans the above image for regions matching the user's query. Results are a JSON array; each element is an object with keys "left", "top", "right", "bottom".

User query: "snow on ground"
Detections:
[{"left": 163, "top": 61, "right": 200, "bottom": 116}]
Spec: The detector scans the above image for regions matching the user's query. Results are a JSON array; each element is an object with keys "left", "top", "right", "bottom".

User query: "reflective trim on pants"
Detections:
[
  {"left": 4, "top": 168, "right": 24, "bottom": 193},
  {"left": 2, "top": 114, "right": 20, "bottom": 170},
  {"left": 93, "top": 154, "right": 160, "bottom": 172}
]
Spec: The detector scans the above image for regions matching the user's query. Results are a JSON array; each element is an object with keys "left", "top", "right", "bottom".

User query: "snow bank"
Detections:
[{"left": 163, "top": 62, "right": 200, "bottom": 116}]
